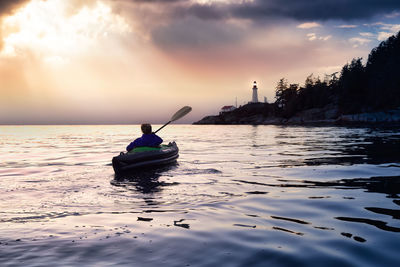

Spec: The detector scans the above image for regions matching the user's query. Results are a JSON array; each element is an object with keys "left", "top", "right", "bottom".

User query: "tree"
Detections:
[
  {"left": 366, "top": 32, "right": 400, "bottom": 110},
  {"left": 275, "top": 78, "right": 288, "bottom": 108},
  {"left": 271, "top": 30, "right": 400, "bottom": 117},
  {"left": 275, "top": 78, "right": 299, "bottom": 117},
  {"left": 338, "top": 58, "right": 366, "bottom": 113}
]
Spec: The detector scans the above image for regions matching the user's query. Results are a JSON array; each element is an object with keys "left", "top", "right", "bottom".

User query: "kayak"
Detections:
[{"left": 112, "top": 142, "right": 179, "bottom": 174}]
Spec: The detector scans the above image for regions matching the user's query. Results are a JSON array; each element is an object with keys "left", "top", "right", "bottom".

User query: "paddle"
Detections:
[{"left": 154, "top": 106, "right": 192, "bottom": 134}]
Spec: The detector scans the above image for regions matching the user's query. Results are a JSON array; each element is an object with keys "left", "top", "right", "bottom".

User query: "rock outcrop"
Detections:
[
  {"left": 338, "top": 109, "right": 400, "bottom": 123},
  {"left": 194, "top": 103, "right": 400, "bottom": 125}
]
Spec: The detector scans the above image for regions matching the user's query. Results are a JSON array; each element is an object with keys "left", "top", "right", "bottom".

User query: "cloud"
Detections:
[
  {"left": 156, "top": 0, "right": 400, "bottom": 23},
  {"left": 0, "top": 0, "right": 31, "bottom": 49},
  {"left": 385, "top": 11, "right": 400, "bottom": 18},
  {"left": 238, "top": 0, "right": 400, "bottom": 21},
  {"left": 1, "top": 0, "right": 395, "bottom": 123},
  {"left": 320, "top": 35, "right": 332, "bottom": 41},
  {"left": 354, "top": 22, "right": 400, "bottom": 43},
  {"left": 349, "top": 37, "right": 371, "bottom": 47},
  {"left": 307, "top": 33, "right": 317, "bottom": 41},
  {"left": 297, "top": 22, "right": 321, "bottom": 29},
  {"left": 126, "top": 0, "right": 183, "bottom": 2},
  {"left": 306, "top": 33, "right": 331, "bottom": 41},
  {"left": 377, "top": 31, "right": 393, "bottom": 41},
  {"left": 337, "top": 25, "right": 358, "bottom": 28},
  {"left": 112, "top": 0, "right": 400, "bottom": 26},
  {"left": 1, "top": 0, "right": 131, "bottom": 61},
  {"left": 109, "top": 0, "right": 400, "bottom": 53},
  {"left": 0, "top": 0, "right": 30, "bottom": 15},
  {"left": 359, "top": 32, "right": 375, "bottom": 37},
  {"left": 362, "top": 22, "right": 400, "bottom": 40},
  {"left": 151, "top": 17, "right": 244, "bottom": 50},
  {"left": 379, "top": 23, "right": 400, "bottom": 32}
]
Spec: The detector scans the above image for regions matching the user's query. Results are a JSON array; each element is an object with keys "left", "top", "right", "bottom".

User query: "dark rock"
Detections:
[{"left": 194, "top": 102, "right": 400, "bottom": 125}]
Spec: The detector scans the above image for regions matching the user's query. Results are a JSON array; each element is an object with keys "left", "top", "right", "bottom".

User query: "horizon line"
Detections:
[{"left": 0, "top": 122, "right": 194, "bottom": 126}]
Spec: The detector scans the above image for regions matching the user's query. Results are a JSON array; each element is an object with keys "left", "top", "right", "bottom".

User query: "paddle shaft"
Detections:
[
  {"left": 153, "top": 106, "right": 192, "bottom": 134},
  {"left": 154, "top": 121, "right": 171, "bottom": 134}
]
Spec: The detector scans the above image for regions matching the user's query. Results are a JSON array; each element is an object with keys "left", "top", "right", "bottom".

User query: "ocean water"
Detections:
[{"left": 0, "top": 125, "right": 399, "bottom": 266}]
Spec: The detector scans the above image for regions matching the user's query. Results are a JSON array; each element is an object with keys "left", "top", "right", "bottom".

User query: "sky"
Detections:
[{"left": 1, "top": 0, "right": 400, "bottom": 124}]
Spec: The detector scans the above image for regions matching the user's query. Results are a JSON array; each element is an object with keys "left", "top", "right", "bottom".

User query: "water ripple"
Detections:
[{"left": 1, "top": 125, "right": 400, "bottom": 266}]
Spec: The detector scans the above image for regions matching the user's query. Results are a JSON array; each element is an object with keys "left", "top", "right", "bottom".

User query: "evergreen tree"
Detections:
[
  {"left": 273, "top": 31, "right": 400, "bottom": 117},
  {"left": 275, "top": 78, "right": 288, "bottom": 108},
  {"left": 366, "top": 32, "right": 400, "bottom": 110},
  {"left": 338, "top": 58, "right": 366, "bottom": 113}
]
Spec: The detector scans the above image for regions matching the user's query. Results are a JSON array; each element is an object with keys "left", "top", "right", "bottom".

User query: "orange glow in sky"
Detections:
[
  {"left": 0, "top": 0, "right": 398, "bottom": 124},
  {"left": 2, "top": 0, "right": 130, "bottom": 61}
]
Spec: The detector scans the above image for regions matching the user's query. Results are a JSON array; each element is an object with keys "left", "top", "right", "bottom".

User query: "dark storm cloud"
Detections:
[
  {"left": 0, "top": 0, "right": 31, "bottom": 50},
  {"left": 175, "top": 3, "right": 226, "bottom": 20},
  {"left": 120, "top": 0, "right": 184, "bottom": 3},
  {"left": 139, "top": 0, "right": 400, "bottom": 53},
  {"left": 151, "top": 16, "right": 245, "bottom": 50},
  {"left": 0, "top": 0, "right": 30, "bottom": 15},
  {"left": 167, "top": 0, "right": 400, "bottom": 22},
  {"left": 233, "top": 0, "right": 400, "bottom": 21}
]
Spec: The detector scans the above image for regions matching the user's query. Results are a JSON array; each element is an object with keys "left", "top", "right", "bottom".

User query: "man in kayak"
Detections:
[{"left": 126, "top": 124, "right": 163, "bottom": 152}]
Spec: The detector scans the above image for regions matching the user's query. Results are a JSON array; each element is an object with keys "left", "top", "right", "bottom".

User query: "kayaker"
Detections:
[{"left": 126, "top": 123, "right": 163, "bottom": 152}]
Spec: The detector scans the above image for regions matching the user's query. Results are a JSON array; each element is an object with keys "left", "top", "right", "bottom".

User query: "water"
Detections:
[{"left": 0, "top": 125, "right": 399, "bottom": 266}]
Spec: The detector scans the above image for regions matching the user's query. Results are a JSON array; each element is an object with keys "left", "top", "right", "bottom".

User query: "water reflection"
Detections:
[
  {"left": 365, "top": 207, "right": 400, "bottom": 220},
  {"left": 304, "top": 132, "right": 400, "bottom": 166},
  {"left": 272, "top": 226, "right": 304, "bottom": 236},
  {"left": 340, "top": 232, "right": 366, "bottom": 243},
  {"left": 111, "top": 164, "right": 179, "bottom": 194},
  {"left": 307, "top": 176, "right": 400, "bottom": 197},
  {"left": 174, "top": 219, "right": 190, "bottom": 229},
  {"left": 2, "top": 125, "right": 400, "bottom": 266},
  {"left": 234, "top": 175, "right": 400, "bottom": 235},
  {"left": 336, "top": 216, "right": 400, "bottom": 233},
  {"left": 273, "top": 126, "right": 400, "bottom": 166},
  {"left": 235, "top": 176, "right": 400, "bottom": 197},
  {"left": 250, "top": 125, "right": 259, "bottom": 148}
]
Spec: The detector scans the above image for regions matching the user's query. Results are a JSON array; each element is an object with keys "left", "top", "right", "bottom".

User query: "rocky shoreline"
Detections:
[{"left": 193, "top": 103, "right": 400, "bottom": 125}]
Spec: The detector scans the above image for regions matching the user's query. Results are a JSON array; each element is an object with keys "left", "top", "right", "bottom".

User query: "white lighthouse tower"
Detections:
[{"left": 251, "top": 81, "right": 259, "bottom": 103}]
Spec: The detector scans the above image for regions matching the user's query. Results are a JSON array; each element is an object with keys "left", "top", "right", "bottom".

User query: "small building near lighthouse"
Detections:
[{"left": 219, "top": 105, "right": 236, "bottom": 114}]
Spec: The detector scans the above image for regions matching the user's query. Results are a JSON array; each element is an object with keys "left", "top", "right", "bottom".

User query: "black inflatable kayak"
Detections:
[{"left": 112, "top": 142, "right": 179, "bottom": 174}]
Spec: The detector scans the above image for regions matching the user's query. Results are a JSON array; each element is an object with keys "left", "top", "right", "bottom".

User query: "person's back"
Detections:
[{"left": 126, "top": 124, "right": 163, "bottom": 152}]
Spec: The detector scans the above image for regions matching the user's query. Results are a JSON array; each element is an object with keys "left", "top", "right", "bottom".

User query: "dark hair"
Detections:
[{"left": 141, "top": 123, "right": 152, "bottom": 134}]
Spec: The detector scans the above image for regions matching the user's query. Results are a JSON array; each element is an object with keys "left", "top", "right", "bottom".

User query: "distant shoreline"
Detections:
[
  {"left": 0, "top": 123, "right": 189, "bottom": 126},
  {"left": 193, "top": 103, "right": 400, "bottom": 126},
  {"left": 195, "top": 32, "right": 400, "bottom": 127}
]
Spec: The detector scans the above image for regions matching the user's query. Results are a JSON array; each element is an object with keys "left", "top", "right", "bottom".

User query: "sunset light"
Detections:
[
  {"left": 1, "top": 1, "right": 400, "bottom": 266},
  {"left": 0, "top": 0, "right": 399, "bottom": 124},
  {"left": 1, "top": 0, "right": 130, "bottom": 64}
]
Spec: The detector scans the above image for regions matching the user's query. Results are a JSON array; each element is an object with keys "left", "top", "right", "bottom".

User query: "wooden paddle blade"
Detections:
[{"left": 171, "top": 106, "right": 192, "bottom": 121}]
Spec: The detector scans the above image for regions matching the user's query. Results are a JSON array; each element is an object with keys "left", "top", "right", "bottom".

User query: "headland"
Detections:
[{"left": 195, "top": 31, "right": 400, "bottom": 126}]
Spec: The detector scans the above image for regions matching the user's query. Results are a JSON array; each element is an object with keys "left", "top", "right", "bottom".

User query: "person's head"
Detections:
[{"left": 141, "top": 123, "right": 152, "bottom": 134}]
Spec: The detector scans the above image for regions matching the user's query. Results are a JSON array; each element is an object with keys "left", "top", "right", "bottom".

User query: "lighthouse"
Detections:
[{"left": 251, "top": 81, "right": 259, "bottom": 103}]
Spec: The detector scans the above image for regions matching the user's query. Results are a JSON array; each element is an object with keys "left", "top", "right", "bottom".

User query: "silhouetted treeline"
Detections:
[{"left": 275, "top": 31, "right": 400, "bottom": 117}]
